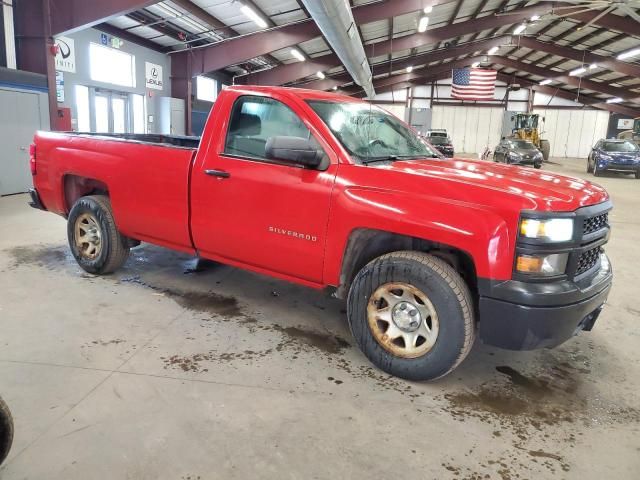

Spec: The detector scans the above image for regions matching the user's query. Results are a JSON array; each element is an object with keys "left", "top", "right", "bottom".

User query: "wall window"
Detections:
[
  {"left": 132, "top": 94, "right": 146, "bottom": 134},
  {"left": 225, "top": 96, "right": 313, "bottom": 160},
  {"left": 89, "top": 43, "right": 136, "bottom": 88},
  {"left": 196, "top": 76, "right": 217, "bottom": 102},
  {"left": 75, "top": 85, "right": 90, "bottom": 131}
]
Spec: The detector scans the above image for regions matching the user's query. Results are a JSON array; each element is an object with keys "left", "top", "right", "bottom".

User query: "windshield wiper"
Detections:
[{"left": 361, "top": 154, "right": 439, "bottom": 165}]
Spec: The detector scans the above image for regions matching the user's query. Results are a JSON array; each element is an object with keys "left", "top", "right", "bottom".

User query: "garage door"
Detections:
[
  {"left": 0, "top": 88, "right": 44, "bottom": 196},
  {"left": 431, "top": 106, "right": 504, "bottom": 155}
]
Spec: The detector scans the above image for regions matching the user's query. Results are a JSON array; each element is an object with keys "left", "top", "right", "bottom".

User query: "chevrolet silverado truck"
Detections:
[{"left": 29, "top": 86, "right": 613, "bottom": 381}]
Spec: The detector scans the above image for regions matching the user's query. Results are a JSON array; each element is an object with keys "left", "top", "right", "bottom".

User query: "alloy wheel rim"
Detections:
[
  {"left": 366, "top": 282, "right": 439, "bottom": 358},
  {"left": 74, "top": 213, "right": 102, "bottom": 260}
]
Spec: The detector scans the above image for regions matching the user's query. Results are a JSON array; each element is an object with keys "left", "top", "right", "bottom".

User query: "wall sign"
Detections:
[
  {"left": 618, "top": 118, "right": 634, "bottom": 130},
  {"left": 55, "top": 71, "right": 65, "bottom": 103},
  {"left": 145, "top": 62, "right": 164, "bottom": 90},
  {"left": 101, "top": 32, "right": 124, "bottom": 49},
  {"left": 54, "top": 36, "right": 76, "bottom": 73}
]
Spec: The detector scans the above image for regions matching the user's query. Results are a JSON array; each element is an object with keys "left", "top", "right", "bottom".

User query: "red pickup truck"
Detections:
[{"left": 29, "top": 86, "right": 613, "bottom": 381}]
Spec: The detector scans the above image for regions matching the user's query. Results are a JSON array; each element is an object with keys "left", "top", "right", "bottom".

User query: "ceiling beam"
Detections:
[
  {"left": 343, "top": 59, "right": 640, "bottom": 117},
  {"left": 517, "top": 37, "right": 640, "bottom": 79},
  {"left": 170, "top": 0, "right": 235, "bottom": 35},
  {"left": 491, "top": 56, "right": 636, "bottom": 102},
  {"left": 94, "top": 22, "right": 167, "bottom": 52},
  {"left": 50, "top": 0, "right": 160, "bottom": 36},
  {"left": 240, "top": 4, "right": 551, "bottom": 86},
  {"left": 178, "top": 0, "right": 456, "bottom": 76}
]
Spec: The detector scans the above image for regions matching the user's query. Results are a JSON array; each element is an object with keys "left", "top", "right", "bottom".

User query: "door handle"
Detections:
[{"left": 205, "top": 169, "right": 230, "bottom": 179}]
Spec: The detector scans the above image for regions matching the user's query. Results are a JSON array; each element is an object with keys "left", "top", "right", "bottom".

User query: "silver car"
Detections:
[{"left": 493, "top": 139, "right": 543, "bottom": 169}]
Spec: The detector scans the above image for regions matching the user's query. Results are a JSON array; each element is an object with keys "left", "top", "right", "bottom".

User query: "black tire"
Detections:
[
  {"left": 347, "top": 251, "right": 476, "bottom": 381},
  {"left": 67, "top": 195, "right": 130, "bottom": 274},
  {"left": 540, "top": 139, "right": 550, "bottom": 161},
  {"left": 534, "top": 163, "right": 542, "bottom": 169},
  {"left": 593, "top": 164, "right": 601, "bottom": 177},
  {"left": 0, "top": 396, "right": 13, "bottom": 466}
]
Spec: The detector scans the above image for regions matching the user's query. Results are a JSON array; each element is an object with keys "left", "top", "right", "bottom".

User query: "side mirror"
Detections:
[{"left": 265, "top": 136, "right": 325, "bottom": 169}]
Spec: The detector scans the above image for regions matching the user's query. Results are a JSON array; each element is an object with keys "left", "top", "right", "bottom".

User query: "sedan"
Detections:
[
  {"left": 427, "top": 135, "right": 454, "bottom": 157},
  {"left": 588, "top": 139, "right": 640, "bottom": 179},
  {"left": 493, "top": 139, "right": 543, "bottom": 168}
]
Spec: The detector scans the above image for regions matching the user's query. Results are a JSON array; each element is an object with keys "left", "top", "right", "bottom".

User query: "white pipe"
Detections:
[{"left": 3, "top": 0, "right": 16, "bottom": 69}]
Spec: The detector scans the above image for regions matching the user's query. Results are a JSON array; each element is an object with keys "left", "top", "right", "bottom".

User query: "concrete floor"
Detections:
[{"left": 0, "top": 157, "right": 639, "bottom": 480}]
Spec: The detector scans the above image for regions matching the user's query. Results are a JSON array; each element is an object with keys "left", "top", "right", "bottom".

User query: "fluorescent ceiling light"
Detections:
[
  {"left": 589, "top": 63, "right": 598, "bottom": 70},
  {"left": 424, "top": 6, "right": 433, "bottom": 14},
  {"left": 418, "top": 16, "right": 429, "bottom": 32},
  {"left": 487, "top": 46, "right": 499, "bottom": 55},
  {"left": 240, "top": 5, "right": 268, "bottom": 29},
  {"left": 406, "top": 66, "right": 413, "bottom": 73},
  {"left": 569, "top": 67, "right": 586, "bottom": 76},
  {"left": 513, "top": 24, "right": 527, "bottom": 35},
  {"left": 316, "top": 71, "right": 325, "bottom": 79},
  {"left": 606, "top": 97, "right": 623, "bottom": 103},
  {"left": 617, "top": 48, "right": 640, "bottom": 60},
  {"left": 539, "top": 79, "right": 552, "bottom": 85},
  {"left": 471, "top": 62, "right": 480, "bottom": 68},
  {"left": 332, "top": 86, "right": 338, "bottom": 91},
  {"left": 290, "top": 48, "right": 305, "bottom": 62},
  {"left": 530, "top": 15, "right": 541, "bottom": 21}
]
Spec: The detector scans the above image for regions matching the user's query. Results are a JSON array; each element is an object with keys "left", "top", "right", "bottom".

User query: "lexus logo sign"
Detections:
[{"left": 145, "top": 62, "right": 163, "bottom": 90}]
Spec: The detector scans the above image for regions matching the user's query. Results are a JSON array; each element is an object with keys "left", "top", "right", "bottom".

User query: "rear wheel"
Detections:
[
  {"left": 0, "top": 396, "right": 13, "bottom": 466},
  {"left": 347, "top": 252, "right": 476, "bottom": 381},
  {"left": 540, "top": 139, "right": 550, "bottom": 161},
  {"left": 67, "top": 195, "right": 130, "bottom": 274}
]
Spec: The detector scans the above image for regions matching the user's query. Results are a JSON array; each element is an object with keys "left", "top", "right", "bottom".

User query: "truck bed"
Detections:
[
  {"left": 33, "top": 130, "right": 198, "bottom": 254},
  {"left": 62, "top": 132, "right": 201, "bottom": 149}
]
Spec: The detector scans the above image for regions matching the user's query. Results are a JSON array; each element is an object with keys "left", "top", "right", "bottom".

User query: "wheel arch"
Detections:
[
  {"left": 334, "top": 228, "right": 478, "bottom": 301},
  {"left": 62, "top": 174, "right": 109, "bottom": 214}
]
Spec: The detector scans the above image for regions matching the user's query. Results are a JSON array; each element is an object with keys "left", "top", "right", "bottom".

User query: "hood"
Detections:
[
  {"left": 511, "top": 147, "right": 542, "bottom": 156},
  {"left": 376, "top": 157, "right": 608, "bottom": 212},
  {"left": 599, "top": 150, "right": 639, "bottom": 160}
]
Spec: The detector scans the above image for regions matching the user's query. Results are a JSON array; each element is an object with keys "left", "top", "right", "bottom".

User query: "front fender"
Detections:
[{"left": 323, "top": 187, "right": 516, "bottom": 285}]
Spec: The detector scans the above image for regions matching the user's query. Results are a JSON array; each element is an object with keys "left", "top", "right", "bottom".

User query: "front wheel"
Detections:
[
  {"left": 347, "top": 252, "right": 476, "bottom": 381},
  {"left": 67, "top": 195, "right": 130, "bottom": 274},
  {"left": 0, "top": 396, "right": 13, "bottom": 466}
]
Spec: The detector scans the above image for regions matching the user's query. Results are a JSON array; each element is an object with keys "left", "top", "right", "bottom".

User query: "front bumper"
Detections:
[
  {"left": 478, "top": 253, "right": 612, "bottom": 350},
  {"left": 599, "top": 163, "right": 640, "bottom": 173}
]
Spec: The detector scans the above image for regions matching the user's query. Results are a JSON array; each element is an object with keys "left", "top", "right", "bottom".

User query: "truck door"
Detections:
[{"left": 190, "top": 94, "right": 338, "bottom": 284}]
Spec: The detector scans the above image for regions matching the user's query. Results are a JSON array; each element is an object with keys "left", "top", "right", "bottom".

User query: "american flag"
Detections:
[{"left": 451, "top": 68, "right": 497, "bottom": 100}]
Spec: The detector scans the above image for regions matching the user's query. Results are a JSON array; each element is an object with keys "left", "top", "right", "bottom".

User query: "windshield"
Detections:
[
  {"left": 514, "top": 115, "right": 538, "bottom": 129},
  {"left": 428, "top": 131, "right": 448, "bottom": 138},
  {"left": 429, "top": 136, "right": 450, "bottom": 145},
  {"left": 307, "top": 100, "right": 440, "bottom": 163},
  {"left": 508, "top": 140, "right": 536, "bottom": 149},
  {"left": 602, "top": 141, "right": 639, "bottom": 152}
]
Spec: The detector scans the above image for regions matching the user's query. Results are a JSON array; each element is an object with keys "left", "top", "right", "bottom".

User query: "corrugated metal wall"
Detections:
[
  {"left": 431, "top": 106, "right": 504, "bottom": 155},
  {"left": 532, "top": 109, "right": 610, "bottom": 158}
]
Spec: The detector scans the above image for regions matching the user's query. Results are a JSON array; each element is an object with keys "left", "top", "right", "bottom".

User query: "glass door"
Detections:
[
  {"left": 94, "top": 93, "right": 110, "bottom": 133},
  {"left": 92, "top": 90, "right": 130, "bottom": 134},
  {"left": 111, "top": 96, "right": 127, "bottom": 134}
]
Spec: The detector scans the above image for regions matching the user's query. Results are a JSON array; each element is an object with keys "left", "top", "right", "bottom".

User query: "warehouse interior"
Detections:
[{"left": 1, "top": 1, "right": 639, "bottom": 479}]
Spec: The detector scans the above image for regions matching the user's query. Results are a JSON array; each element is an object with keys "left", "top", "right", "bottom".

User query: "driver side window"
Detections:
[{"left": 225, "top": 95, "right": 317, "bottom": 161}]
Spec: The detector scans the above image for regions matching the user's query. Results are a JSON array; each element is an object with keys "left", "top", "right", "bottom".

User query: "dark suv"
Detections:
[{"left": 588, "top": 139, "right": 640, "bottom": 178}]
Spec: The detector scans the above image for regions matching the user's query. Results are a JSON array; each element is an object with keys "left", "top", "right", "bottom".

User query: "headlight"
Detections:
[
  {"left": 516, "top": 253, "right": 568, "bottom": 276},
  {"left": 509, "top": 152, "right": 522, "bottom": 158},
  {"left": 519, "top": 218, "right": 574, "bottom": 242},
  {"left": 599, "top": 154, "right": 612, "bottom": 161}
]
